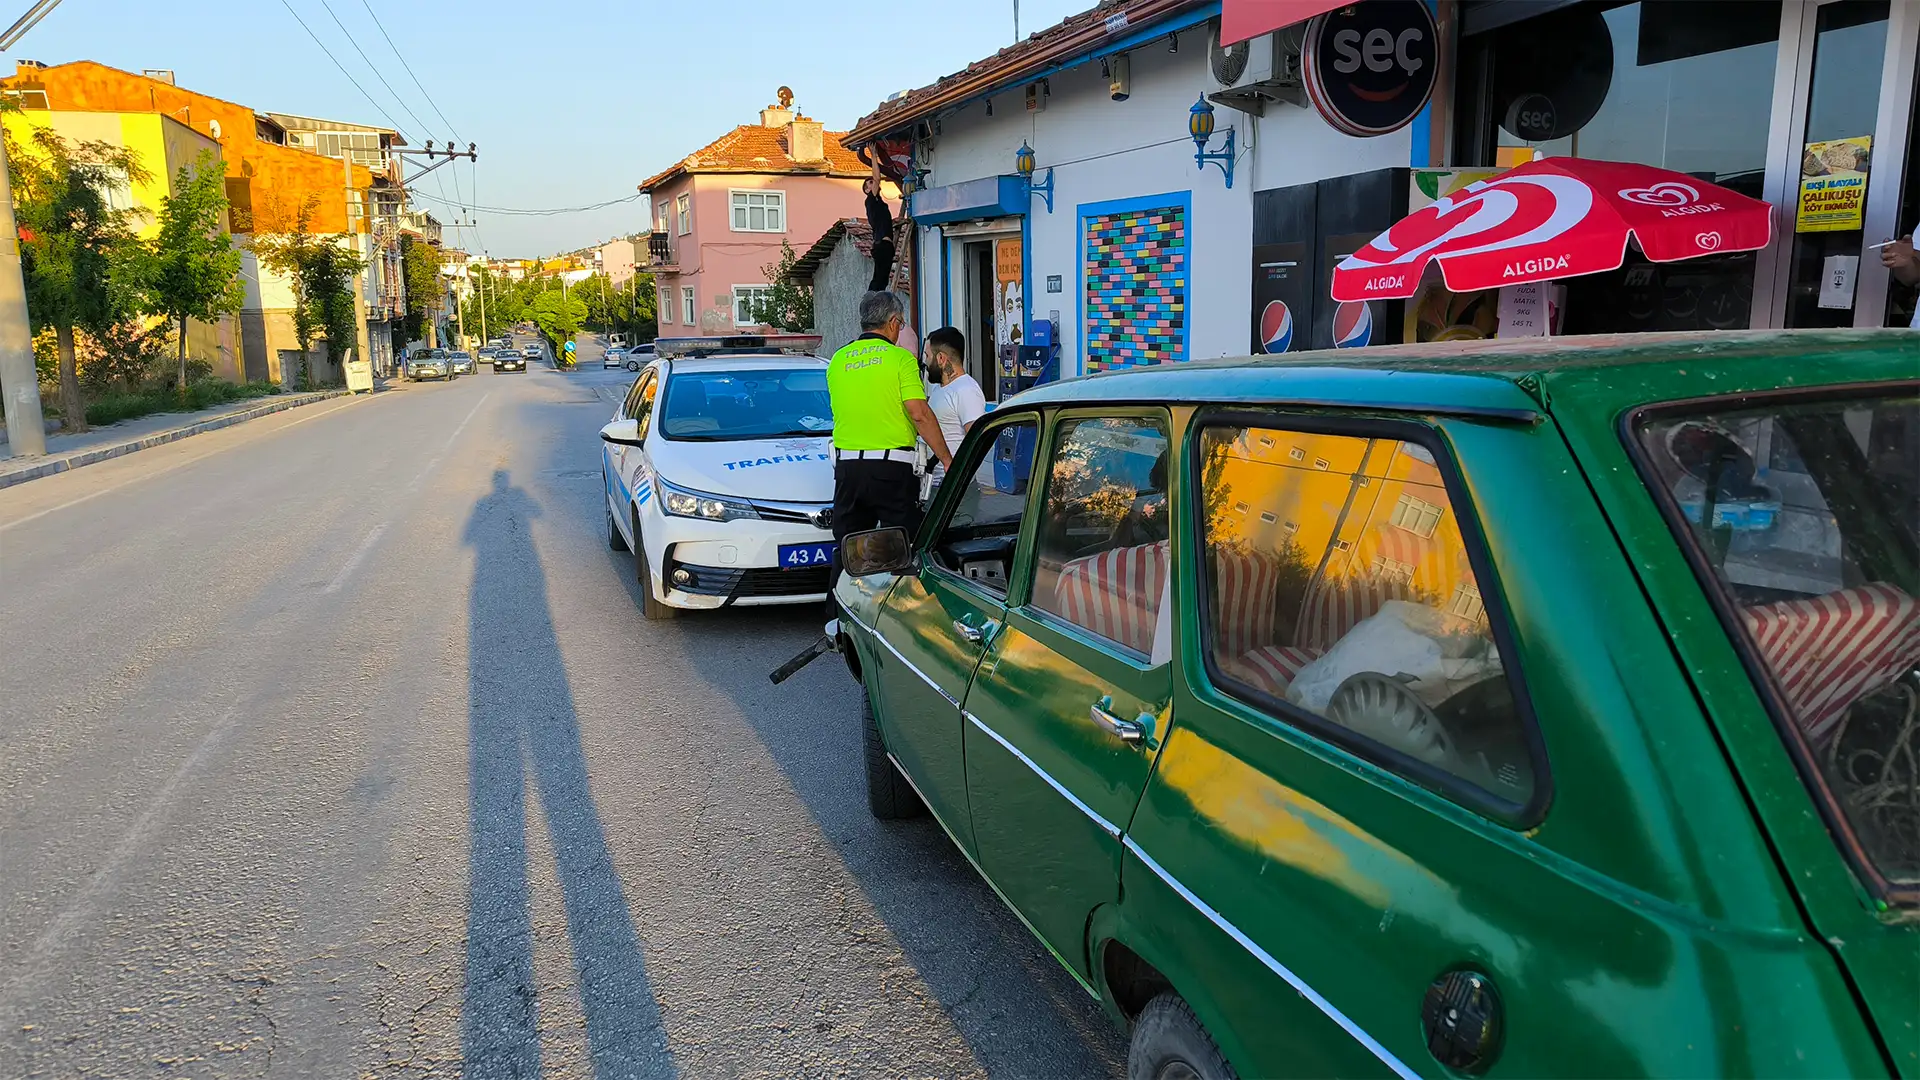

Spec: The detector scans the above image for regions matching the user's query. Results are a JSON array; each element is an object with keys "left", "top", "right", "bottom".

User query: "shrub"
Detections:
[{"left": 84, "top": 379, "right": 282, "bottom": 427}]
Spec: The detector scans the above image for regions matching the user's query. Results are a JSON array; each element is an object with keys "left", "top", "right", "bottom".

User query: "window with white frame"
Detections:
[
  {"left": 658, "top": 283, "right": 671, "bottom": 323},
  {"left": 729, "top": 191, "right": 784, "bottom": 233},
  {"left": 676, "top": 193, "right": 691, "bottom": 235},
  {"left": 733, "top": 285, "right": 772, "bottom": 326},
  {"left": 681, "top": 287, "right": 695, "bottom": 326},
  {"left": 1391, "top": 492, "right": 1445, "bottom": 538},
  {"left": 96, "top": 165, "right": 136, "bottom": 213}
]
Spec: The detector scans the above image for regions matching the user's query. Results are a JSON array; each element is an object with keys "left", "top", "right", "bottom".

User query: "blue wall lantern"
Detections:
[
  {"left": 1188, "top": 96, "right": 1235, "bottom": 189},
  {"left": 1015, "top": 140, "right": 1054, "bottom": 214}
]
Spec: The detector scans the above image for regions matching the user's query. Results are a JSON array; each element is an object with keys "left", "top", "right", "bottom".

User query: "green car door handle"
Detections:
[
  {"left": 1091, "top": 697, "right": 1144, "bottom": 743},
  {"left": 953, "top": 619, "right": 985, "bottom": 644}
]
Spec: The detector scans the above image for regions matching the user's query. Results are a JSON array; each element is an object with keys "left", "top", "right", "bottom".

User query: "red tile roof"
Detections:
[
  {"left": 846, "top": 0, "right": 1204, "bottom": 147},
  {"left": 639, "top": 123, "right": 868, "bottom": 192}
]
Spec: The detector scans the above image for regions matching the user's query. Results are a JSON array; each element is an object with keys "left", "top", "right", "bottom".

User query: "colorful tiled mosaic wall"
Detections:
[{"left": 1084, "top": 206, "right": 1187, "bottom": 372}]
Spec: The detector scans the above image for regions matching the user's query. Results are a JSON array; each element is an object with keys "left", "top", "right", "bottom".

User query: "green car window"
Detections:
[
  {"left": 1196, "top": 423, "right": 1537, "bottom": 808},
  {"left": 926, "top": 417, "right": 1039, "bottom": 598},
  {"left": 1031, "top": 414, "right": 1173, "bottom": 659},
  {"left": 1633, "top": 391, "right": 1920, "bottom": 891}
]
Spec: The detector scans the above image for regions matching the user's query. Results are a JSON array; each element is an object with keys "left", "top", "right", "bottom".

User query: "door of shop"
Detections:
[{"left": 1760, "top": 0, "right": 1919, "bottom": 328}]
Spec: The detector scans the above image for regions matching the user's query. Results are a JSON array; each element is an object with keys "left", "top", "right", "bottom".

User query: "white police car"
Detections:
[{"left": 599, "top": 335, "right": 836, "bottom": 619}]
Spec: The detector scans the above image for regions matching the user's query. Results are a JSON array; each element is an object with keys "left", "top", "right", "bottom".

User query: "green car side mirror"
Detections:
[{"left": 842, "top": 527, "right": 915, "bottom": 576}]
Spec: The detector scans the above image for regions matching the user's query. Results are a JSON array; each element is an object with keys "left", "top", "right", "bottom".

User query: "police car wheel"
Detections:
[
  {"left": 863, "top": 692, "right": 925, "bottom": 820},
  {"left": 607, "top": 505, "right": 628, "bottom": 552},
  {"left": 633, "top": 509, "right": 675, "bottom": 621}
]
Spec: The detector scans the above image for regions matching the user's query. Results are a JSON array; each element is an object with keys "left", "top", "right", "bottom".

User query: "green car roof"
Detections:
[{"left": 1011, "top": 328, "right": 1917, "bottom": 420}]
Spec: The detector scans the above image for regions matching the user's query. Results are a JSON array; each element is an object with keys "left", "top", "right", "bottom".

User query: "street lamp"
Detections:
[
  {"left": 1189, "top": 96, "right": 1236, "bottom": 189},
  {"left": 1015, "top": 140, "right": 1054, "bottom": 214}
]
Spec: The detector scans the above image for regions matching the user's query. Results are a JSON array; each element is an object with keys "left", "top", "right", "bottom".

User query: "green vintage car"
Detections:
[{"left": 832, "top": 328, "right": 1919, "bottom": 1079}]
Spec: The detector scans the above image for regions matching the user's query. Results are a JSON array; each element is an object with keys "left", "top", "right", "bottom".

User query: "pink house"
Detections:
[{"left": 640, "top": 92, "right": 873, "bottom": 335}]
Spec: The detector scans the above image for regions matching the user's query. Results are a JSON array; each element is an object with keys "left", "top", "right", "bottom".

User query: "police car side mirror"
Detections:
[
  {"left": 842, "top": 527, "right": 916, "bottom": 576},
  {"left": 600, "top": 418, "right": 645, "bottom": 447}
]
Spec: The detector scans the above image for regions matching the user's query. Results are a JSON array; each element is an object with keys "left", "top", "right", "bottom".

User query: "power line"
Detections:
[
  {"left": 315, "top": 0, "right": 431, "bottom": 139},
  {"left": 276, "top": 0, "right": 404, "bottom": 133},
  {"left": 407, "top": 188, "right": 645, "bottom": 218},
  {"left": 359, "top": 0, "right": 463, "bottom": 143}
]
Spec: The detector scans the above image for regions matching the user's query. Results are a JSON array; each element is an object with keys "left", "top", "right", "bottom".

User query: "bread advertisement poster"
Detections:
[{"left": 1797, "top": 136, "right": 1871, "bottom": 233}]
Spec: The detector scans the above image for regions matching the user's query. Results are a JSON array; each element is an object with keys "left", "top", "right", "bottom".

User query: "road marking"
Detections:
[
  {"left": 0, "top": 705, "right": 242, "bottom": 1016},
  {"left": 0, "top": 396, "right": 369, "bottom": 535},
  {"left": 326, "top": 522, "right": 388, "bottom": 593},
  {"left": 330, "top": 391, "right": 492, "bottom": 592}
]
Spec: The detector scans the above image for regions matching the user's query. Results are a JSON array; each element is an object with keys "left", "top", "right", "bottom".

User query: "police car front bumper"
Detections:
[{"left": 653, "top": 520, "right": 835, "bottom": 609}]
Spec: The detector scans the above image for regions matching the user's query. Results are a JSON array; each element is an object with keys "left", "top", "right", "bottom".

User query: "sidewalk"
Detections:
[{"left": 0, "top": 389, "right": 353, "bottom": 491}]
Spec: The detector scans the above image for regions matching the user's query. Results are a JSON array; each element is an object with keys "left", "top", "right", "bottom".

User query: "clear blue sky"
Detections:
[{"left": 17, "top": 0, "right": 1088, "bottom": 258}]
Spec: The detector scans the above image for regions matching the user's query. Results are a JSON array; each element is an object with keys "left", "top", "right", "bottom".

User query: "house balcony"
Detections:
[{"left": 646, "top": 231, "right": 676, "bottom": 269}]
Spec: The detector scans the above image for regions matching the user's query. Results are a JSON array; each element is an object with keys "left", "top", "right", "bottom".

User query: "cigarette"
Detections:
[{"left": 1867, "top": 239, "right": 1899, "bottom": 249}]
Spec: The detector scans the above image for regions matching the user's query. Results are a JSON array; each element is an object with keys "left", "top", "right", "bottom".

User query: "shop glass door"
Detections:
[{"left": 1779, "top": 0, "right": 1892, "bottom": 327}]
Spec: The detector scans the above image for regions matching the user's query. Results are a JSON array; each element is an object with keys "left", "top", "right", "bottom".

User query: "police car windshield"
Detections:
[{"left": 659, "top": 368, "right": 832, "bottom": 442}]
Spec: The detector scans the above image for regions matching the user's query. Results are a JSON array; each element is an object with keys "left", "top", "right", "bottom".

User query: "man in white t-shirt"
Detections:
[
  {"left": 922, "top": 326, "right": 986, "bottom": 490},
  {"left": 1882, "top": 227, "right": 1919, "bottom": 328}
]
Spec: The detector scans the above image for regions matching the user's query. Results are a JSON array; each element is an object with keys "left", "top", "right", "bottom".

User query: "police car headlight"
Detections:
[{"left": 654, "top": 476, "right": 758, "bottom": 522}]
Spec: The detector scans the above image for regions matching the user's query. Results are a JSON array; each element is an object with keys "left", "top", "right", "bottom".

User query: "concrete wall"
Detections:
[
  {"left": 911, "top": 29, "right": 1410, "bottom": 376},
  {"left": 811, "top": 234, "right": 873, "bottom": 356}
]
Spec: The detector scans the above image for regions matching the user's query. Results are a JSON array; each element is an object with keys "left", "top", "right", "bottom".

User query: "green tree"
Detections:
[
  {"left": 749, "top": 240, "right": 814, "bottom": 332},
  {"left": 7, "top": 125, "right": 147, "bottom": 432},
  {"left": 400, "top": 234, "right": 441, "bottom": 343},
  {"left": 529, "top": 290, "right": 586, "bottom": 361},
  {"left": 128, "top": 150, "right": 245, "bottom": 396},
  {"left": 251, "top": 195, "right": 365, "bottom": 389}
]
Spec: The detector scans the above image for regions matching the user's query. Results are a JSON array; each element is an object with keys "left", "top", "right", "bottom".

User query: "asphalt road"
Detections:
[{"left": 0, "top": 334, "right": 1128, "bottom": 1078}]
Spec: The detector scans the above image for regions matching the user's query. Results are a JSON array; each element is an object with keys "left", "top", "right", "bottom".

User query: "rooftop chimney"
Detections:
[
  {"left": 784, "top": 117, "right": 824, "bottom": 163},
  {"left": 760, "top": 84, "right": 797, "bottom": 129},
  {"left": 143, "top": 69, "right": 176, "bottom": 85}
]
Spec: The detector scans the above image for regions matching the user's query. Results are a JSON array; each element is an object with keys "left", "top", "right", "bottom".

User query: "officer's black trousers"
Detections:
[{"left": 827, "top": 458, "right": 922, "bottom": 616}]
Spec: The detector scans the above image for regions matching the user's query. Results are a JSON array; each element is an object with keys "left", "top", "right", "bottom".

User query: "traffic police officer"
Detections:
[{"left": 824, "top": 290, "right": 953, "bottom": 605}]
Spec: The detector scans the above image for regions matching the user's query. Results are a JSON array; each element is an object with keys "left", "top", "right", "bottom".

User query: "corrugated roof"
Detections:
[
  {"left": 788, "top": 218, "right": 874, "bottom": 284},
  {"left": 638, "top": 122, "right": 867, "bottom": 193}
]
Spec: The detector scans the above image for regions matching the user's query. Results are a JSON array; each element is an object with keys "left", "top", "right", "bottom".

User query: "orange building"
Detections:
[{"left": 1, "top": 60, "right": 384, "bottom": 383}]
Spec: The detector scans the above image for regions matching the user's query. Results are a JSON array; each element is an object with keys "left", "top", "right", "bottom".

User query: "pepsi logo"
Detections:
[
  {"left": 1616, "top": 181, "right": 1699, "bottom": 208},
  {"left": 1695, "top": 231, "right": 1722, "bottom": 251},
  {"left": 1259, "top": 301, "right": 1294, "bottom": 354},
  {"left": 1333, "top": 302, "right": 1374, "bottom": 349}
]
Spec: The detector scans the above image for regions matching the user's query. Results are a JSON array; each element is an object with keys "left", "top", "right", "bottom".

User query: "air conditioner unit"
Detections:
[{"left": 1205, "top": 18, "right": 1306, "bottom": 115}]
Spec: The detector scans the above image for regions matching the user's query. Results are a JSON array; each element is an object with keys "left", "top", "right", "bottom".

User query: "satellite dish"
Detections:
[{"left": 777, "top": 86, "right": 794, "bottom": 108}]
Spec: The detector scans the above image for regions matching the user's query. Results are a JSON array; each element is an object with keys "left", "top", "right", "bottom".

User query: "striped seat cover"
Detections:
[
  {"left": 1740, "top": 582, "right": 1920, "bottom": 744},
  {"left": 1053, "top": 541, "right": 1170, "bottom": 655}
]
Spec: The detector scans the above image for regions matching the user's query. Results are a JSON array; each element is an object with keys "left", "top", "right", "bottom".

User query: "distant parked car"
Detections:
[
  {"left": 449, "top": 351, "right": 476, "bottom": 375},
  {"left": 604, "top": 346, "right": 629, "bottom": 369},
  {"left": 624, "top": 343, "right": 655, "bottom": 372}
]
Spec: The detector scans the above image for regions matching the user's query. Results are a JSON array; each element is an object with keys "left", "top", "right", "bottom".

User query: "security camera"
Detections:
[{"left": 1109, "top": 54, "right": 1131, "bottom": 102}]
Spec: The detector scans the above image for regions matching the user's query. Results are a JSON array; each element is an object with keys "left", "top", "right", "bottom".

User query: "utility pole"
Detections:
[
  {"left": 476, "top": 261, "right": 488, "bottom": 343},
  {"left": 0, "top": 0, "right": 69, "bottom": 458},
  {"left": 0, "top": 119, "right": 45, "bottom": 457},
  {"left": 454, "top": 268, "right": 465, "bottom": 348},
  {"left": 344, "top": 149, "right": 368, "bottom": 369}
]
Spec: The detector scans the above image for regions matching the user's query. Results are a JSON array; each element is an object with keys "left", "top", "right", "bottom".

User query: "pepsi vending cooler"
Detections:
[{"left": 1251, "top": 167, "right": 1409, "bottom": 353}]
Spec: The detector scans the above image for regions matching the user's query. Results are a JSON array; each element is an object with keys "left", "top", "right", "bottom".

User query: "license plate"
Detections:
[{"left": 778, "top": 542, "right": 835, "bottom": 569}]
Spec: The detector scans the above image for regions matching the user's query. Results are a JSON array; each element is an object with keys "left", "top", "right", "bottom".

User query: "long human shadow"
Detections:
[{"left": 462, "top": 469, "right": 673, "bottom": 1079}]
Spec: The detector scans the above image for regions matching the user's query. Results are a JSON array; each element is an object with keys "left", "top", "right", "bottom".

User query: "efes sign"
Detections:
[{"left": 1303, "top": 1, "right": 1439, "bottom": 138}]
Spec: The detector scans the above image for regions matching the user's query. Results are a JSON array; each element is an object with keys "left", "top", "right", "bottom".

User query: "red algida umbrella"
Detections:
[{"left": 1331, "top": 158, "right": 1774, "bottom": 303}]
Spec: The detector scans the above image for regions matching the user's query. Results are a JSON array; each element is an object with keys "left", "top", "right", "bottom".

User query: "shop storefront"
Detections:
[{"left": 1449, "top": 0, "right": 1919, "bottom": 332}]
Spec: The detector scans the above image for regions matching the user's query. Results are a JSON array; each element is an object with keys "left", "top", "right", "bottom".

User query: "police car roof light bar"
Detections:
[{"left": 653, "top": 334, "right": 825, "bottom": 358}]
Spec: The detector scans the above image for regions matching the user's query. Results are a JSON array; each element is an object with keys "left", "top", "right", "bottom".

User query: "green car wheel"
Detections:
[
  {"left": 1127, "top": 993, "right": 1237, "bottom": 1080},
  {"left": 862, "top": 693, "right": 924, "bottom": 820}
]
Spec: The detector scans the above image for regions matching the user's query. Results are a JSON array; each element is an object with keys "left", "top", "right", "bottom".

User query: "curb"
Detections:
[{"left": 0, "top": 391, "right": 352, "bottom": 491}]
